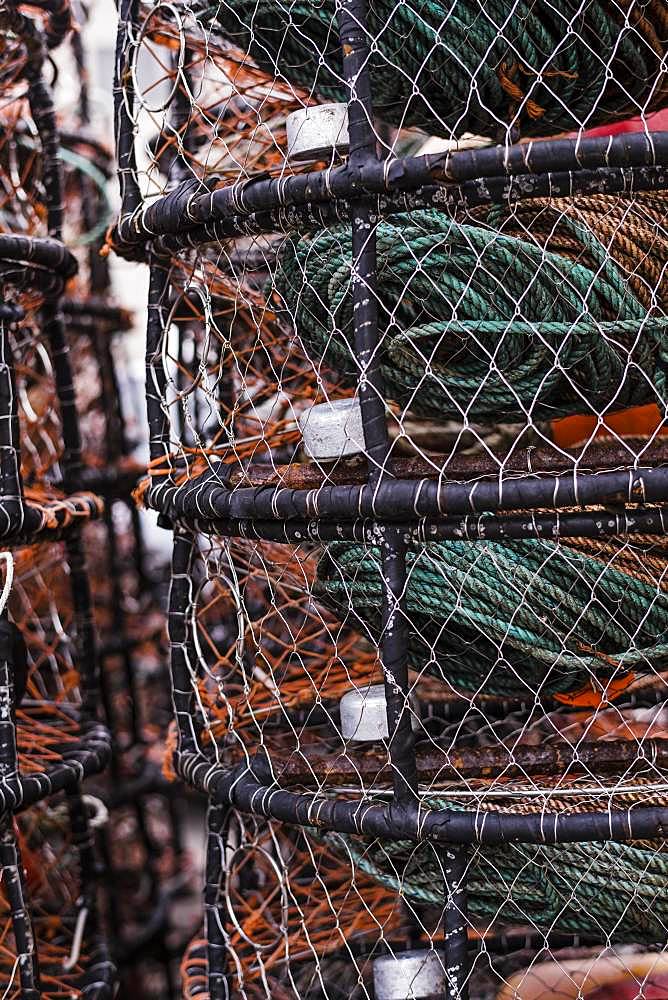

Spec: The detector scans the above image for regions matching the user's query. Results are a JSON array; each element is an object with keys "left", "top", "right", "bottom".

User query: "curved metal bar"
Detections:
[
  {"left": 175, "top": 751, "right": 668, "bottom": 847},
  {"left": 147, "top": 463, "right": 668, "bottom": 525},
  {"left": 112, "top": 130, "right": 668, "bottom": 252}
]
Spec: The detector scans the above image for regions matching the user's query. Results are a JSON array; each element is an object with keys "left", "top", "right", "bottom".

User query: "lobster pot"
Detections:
[
  {"left": 0, "top": 4, "right": 124, "bottom": 994},
  {"left": 13, "top": 17, "right": 189, "bottom": 991},
  {"left": 0, "top": 63, "right": 105, "bottom": 787},
  {"left": 111, "top": 0, "right": 668, "bottom": 998}
]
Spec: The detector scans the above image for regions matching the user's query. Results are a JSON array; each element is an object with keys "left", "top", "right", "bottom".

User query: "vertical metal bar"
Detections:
[
  {"left": 43, "top": 305, "right": 82, "bottom": 489},
  {"left": 0, "top": 614, "right": 18, "bottom": 796},
  {"left": 380, "top": 526, "right": 418, "bottom": 801},
  {"left": 0, "top": 311, "right": 24, "bottom": 539},
  {"left": 338, "top": 0, "right": 418, "bottom": 803},
  {"left": 205, "top": 800, "right": 230, "bottom": 1000},
  {"left": 146, "top": 260, "right": 173, "bottom": 468},
  {"left": 169, "top": 532, "right": 202, "bottom": 756},
  {"left": 442, "top": 846, "right": 469, "bottom": 1000},
  {"left": 337, "top": 0, "right": 390, "bottom": 482},
  {"left": 114, "top": 0, "right": 142, "bottom": 221},
  {"left": 0, "top": 820, "right": 40, "bottom": 998},
  {"left": 25, "top": 50, "right": 64, "bottom": 241}
]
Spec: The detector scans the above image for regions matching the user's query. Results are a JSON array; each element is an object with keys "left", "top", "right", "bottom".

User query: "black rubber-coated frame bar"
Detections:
[
  {"left": 205, "top": 800, "right": 230, "bottom": 1000},
  {"left": 0, "top": 234, "right": 76, "bottom": 281},
  {"left": 116, "top": 163, "right": 668, "bottom": 260},
  {"left": 114, "top": 163, "right": 667, "bottom": 259},
  {"left": 146, "top": 261, "right": 173, "bottom": 467},
  {"left": 338, "top": 0, "right": 389, "bottom": 482},
  {"left": 442, "top": 846, "right": 469, "bottom": 1000},
  {"left": 0, "top": 815, "right": 40, "bottom": 997},
  {"left": 378, "top": 525, "right": 419, "bottom": 802},
  {"left": 168, "top": 532, "right": 201, "bottom": 757},
  {"left": 336, "top": 0, "right": 419, "bottom": 815},
  {"left": 114, "top": 0, "right": 142, "bottom": 222},
  {"left": 0, "top": 309, "right": 24, "bottom": 540},
  {"left": 112, "top": 130, "right": 668, "bottom": 253},
  {"left": 146, "top": 463, "right": 668, "bottom": 524},
  {"left": 175, "top": 749, "right": 668, "bottom": 847},
  {"left": 163, "top": 505, "right": 668, "bottom": 545},
  {"left": 0, "top": 722, "right": 111, "bottom": 813}
]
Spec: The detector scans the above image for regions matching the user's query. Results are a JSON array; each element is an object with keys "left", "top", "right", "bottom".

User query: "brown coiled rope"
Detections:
[{"left": 475, "top": 189, "right": 668, "bottom": 312}]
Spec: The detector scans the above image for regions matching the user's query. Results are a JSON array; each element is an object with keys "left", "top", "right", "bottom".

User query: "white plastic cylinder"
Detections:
[
  {"left": 297, "top": 398, "right": 365, "bottom": 461},
  {"left": 339, "top": 683, "right": 420, "bottom": 742},
  {"left": 286, "top": 103, "right": 350, "bottom": 161},
  {"left": 373, "top": 950, "right": 446, "bottom": 1000}
]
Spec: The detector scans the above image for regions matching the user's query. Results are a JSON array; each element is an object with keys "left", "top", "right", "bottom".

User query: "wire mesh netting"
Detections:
[{"left": 108, "top": 0, "right": 668, "bottom": 996}]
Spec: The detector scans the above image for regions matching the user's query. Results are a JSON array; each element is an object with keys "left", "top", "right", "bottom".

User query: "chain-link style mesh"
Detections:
[{"left": 112, "top": 1, "right": 668, "bottom": 997}]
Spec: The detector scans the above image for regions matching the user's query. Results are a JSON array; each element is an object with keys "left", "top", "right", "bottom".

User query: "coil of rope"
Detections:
[
  {"left": 328, "top": 796, "right": 668, "bottom": 943},
  {"left": 198, "top": 0, "right": 668, "bottom": 137},
  {"left": 315, "top": 534, "right": 668, "bottom": 700},
  {"left": 273, "top": 208, "right": 668, "bottom": 424},
  {"left": 471, "top": 190, "right": 668, "bottom": 315}
]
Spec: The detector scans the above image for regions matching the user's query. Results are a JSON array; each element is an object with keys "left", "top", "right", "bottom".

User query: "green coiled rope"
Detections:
[
  {"left": 328, "top": 816, "right": 668, "bottom": 943},
  {"left": 273, "top": 209, "right": 668, "bottom": 423},
  {"left": 315, "top": 538, "right": 668, "bottom": 699},
  {"left": 198, "top": 0, "right": 668, "bottom": 138}
]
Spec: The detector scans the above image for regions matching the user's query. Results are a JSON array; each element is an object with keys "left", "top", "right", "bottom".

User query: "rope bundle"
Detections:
[
  {"left": 201, "top": 0, "right": 668, "bottom": 137},
  {"left": 474, "top": 189, "right": 668, "bottom": 312},
  {"left": 274, "top": 208, "right": 668, "bottom": 423},
  {"left": 333, "top": 802, "right": 668, "bottom": 943},
  {"left": 315, "top": 535, "right": 668, "bottom": 699}
]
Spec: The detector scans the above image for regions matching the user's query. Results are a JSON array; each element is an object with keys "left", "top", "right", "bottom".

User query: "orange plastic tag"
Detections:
[
  {"left": 552, "top": 404, "right": 665, "bottom": 448},
  {"left": 553, "top": 673, "right": 635, "bottom": 707}
]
